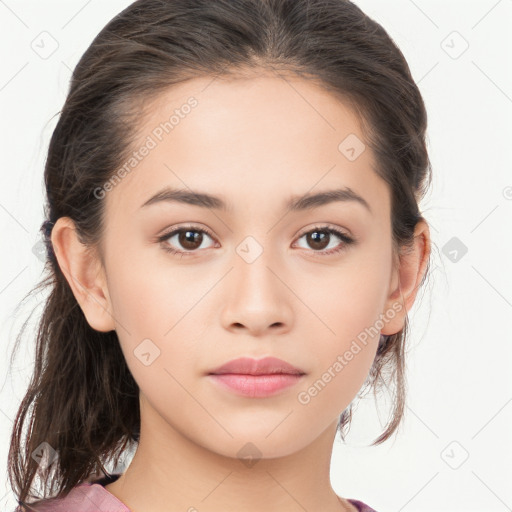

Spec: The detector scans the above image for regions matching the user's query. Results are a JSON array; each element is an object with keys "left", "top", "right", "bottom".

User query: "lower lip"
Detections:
[{"left": 208, "top": 373, "right": 304, "bottom": 398}]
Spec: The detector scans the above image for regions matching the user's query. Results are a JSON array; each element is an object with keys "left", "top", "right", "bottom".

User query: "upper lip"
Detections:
[{"left": 208, "top": 356, "right": 306, "bottom": 376}]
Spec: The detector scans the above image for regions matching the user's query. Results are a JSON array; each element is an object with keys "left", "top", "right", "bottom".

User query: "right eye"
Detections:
[
  {"left": 157, "top": 225, "right": 217, "bottom": 257},
  {"left": 293, "top": 225, "right": 356, "bottom": 256}
]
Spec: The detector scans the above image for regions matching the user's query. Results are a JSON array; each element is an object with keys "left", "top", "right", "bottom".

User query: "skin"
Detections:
[{"left": 51, "top": 71, "right": 430, "bottom": 512}]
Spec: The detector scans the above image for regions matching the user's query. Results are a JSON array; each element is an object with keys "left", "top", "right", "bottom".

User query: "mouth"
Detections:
[
  {"left": 208, "top": 356, "right": 306, "bottom": 376},
  {"left": 207, "top": 356, "right": 306, "bottom": 398},
  {"left": 207, "top": 373, "right": 305, "bottom": 398},
  {"left": 207, "top": 357, "right": 306, "bottom": 398}
]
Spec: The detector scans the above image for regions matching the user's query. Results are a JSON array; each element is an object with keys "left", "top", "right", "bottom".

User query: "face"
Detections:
[{"left": 71, "top": 73, "right": 407, "bottom": 459}]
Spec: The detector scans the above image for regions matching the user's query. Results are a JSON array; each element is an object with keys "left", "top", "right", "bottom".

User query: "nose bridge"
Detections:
[
  {"left": 220, "top": 232, "right": 293, "bottom": 333},
  {"left": 233, "top": 232, "right": 281, "bottom": 300}
]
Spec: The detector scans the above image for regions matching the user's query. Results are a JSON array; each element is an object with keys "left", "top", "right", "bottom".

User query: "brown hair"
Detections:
[{"left": 8, "top": 0, "right": 432, "bottom": 507}]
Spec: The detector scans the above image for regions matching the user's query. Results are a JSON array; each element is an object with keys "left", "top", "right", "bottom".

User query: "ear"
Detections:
[
  {"left": 50, "top": 217, "right": 116, "bottom": 332},
  {"left": 380, "top": 219, "right": 431, "bottom": 336}
]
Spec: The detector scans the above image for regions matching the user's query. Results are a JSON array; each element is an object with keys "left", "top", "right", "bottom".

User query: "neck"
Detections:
[{"left": 104, "top": 396, "right": 353, "bottom": 512}]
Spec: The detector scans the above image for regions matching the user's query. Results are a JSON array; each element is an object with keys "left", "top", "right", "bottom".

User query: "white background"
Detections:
[{"left": 1, "top": 1, "right": 511, "bottom": 511}]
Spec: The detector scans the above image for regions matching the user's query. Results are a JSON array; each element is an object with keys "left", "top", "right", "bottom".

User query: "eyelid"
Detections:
[
  {"left": 158, "top": 223, "right": 216, "bottom": 240},
  {"left": 295, "top": 222, "right": 352, "bottom": 239}
]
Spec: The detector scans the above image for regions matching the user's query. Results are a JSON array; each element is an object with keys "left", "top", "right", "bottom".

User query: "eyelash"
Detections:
[{"left": 157, "top": 224, "right": 355, "bottom": 258}]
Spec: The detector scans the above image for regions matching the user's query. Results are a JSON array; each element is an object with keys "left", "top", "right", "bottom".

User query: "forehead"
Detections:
[{"left": 103, "top": 73, "right": 389, "bottom": 222}]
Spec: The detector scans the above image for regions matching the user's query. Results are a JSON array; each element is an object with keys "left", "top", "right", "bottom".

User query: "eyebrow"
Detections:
[{"left": 140, "top": 186, "right": 372, "bottom": 215}]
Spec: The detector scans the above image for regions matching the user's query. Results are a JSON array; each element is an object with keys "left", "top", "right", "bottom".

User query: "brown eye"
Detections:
[
  {"left": 178, "top": 230, "right": 204, "bottom": 250},
  {"left": 305, "top": 230, "right": 330, "bottom": 251},
  {"left": 295, "top": 226, "right": 355, "bottom": 255},
  {"left": 158, "top": 225, "right": 216, "bottom": 256}
]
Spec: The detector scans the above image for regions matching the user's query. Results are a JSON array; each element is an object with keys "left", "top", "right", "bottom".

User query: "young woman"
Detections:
[{"left": 8, "top": 1, "right": 432, "bottom": 511}]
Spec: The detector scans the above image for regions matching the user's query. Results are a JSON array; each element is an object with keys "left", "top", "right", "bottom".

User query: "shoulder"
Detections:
[
  {"left": 15, "top": 481, "right": 129, "bottom": 512},
  {"left": 346, "top": 498, "right": 379, "bottom": 512}
]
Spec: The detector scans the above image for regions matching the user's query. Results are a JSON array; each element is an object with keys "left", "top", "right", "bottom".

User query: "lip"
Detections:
[
  {"left": 207, "top": 357, "right": 306, "bottom": 398},
  {"left": 208, "top": 356, "right": 305, "bottom": 376}
]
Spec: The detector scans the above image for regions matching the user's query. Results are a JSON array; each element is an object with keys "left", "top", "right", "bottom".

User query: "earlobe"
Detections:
[
  {"left": 381, "top": 219, "right": 431, "bottom": 336},
  {"left": 50, "top": 217, "right": 116, "bottom": 333}
]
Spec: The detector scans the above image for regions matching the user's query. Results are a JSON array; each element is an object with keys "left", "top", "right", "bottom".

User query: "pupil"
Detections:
[
  {"left": 180, "top": 230, "right": 202, "bottom": 249},
  {"left": 309, "top": 231, "right": 329, "bottom": 250}
]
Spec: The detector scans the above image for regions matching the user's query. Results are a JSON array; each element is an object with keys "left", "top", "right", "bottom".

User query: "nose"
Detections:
[{"left": 220, "top": 247, "right": 294, "bottom": 336}]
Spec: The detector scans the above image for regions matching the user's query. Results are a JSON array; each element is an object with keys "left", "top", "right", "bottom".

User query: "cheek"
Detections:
[
  {"left": 107, "top": 247, "right": 191, "bottom": 334},
  {"left": 106, "top": 252, "right": 206, "bottom": 372},
  {"left": 295, "top": 285, "right": 383, "bottom": 423},
  {"left": 108, "top": 261, "right": 200, "bottom": 406},
  {"left": 295, "top": 246, "right": 392, "bottom": 404},
  {"left": 304, "top": 256, "right": 391, "bottom": 345}
]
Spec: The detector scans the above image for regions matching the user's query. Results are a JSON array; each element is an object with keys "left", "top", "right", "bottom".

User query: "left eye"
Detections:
[
  {"left": 158, "top": 226, "right": 216, "bottom": 256},
  {"left": 294, "top": 226, "right": 355, "bottom": 255}
]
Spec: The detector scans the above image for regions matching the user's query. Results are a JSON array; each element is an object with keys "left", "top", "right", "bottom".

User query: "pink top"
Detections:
[{"left": 18, "top": 473, "right": 378, "bottom": 512}]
